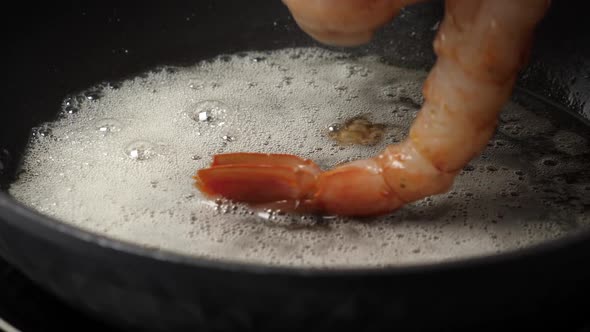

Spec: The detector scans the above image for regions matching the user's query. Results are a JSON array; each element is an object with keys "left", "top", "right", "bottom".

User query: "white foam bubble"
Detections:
[{"left": 8, "top": 47, "right": 590, "bottom": 268}]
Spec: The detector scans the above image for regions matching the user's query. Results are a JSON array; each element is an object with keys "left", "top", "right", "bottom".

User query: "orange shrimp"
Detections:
[{"left": 194, "top": 0, "right": 551, "bottom": 217}]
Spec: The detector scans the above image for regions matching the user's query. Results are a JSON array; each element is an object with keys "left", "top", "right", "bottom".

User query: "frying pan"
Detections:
[{"left": 1, "top": 1, "right": 589, "bottom": 331}]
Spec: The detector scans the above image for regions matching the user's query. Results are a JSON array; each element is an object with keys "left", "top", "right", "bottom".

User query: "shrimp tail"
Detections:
[
  {"left": 195, "top": 153, "right": 410, "bottom": 217},
  {"left": 194, "top": 153, "right": 322, "bottom": 211}
]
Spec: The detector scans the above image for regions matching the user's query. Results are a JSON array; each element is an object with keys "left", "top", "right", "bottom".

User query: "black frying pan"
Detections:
[{"left": 1, "top": 1, "right": 590, "bottom": 331}]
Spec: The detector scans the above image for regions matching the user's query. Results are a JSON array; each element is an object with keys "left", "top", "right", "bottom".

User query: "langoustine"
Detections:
[{"left": 194, "top": 0, "right": 551, "bottom": 217}]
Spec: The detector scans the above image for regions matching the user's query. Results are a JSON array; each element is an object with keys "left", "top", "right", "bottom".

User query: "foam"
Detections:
[{"left": 8, "top": 47, "right": 590, "bottom": 268}]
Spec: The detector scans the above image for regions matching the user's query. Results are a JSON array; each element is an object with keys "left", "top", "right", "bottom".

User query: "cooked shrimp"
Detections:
[{"left": 194, "top": 0, "right": 551, "bottom": 217}]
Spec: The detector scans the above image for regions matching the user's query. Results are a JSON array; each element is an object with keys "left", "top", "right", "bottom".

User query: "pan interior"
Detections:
[{"left": 6, "top": 46, "right": 590, "bottom": 268}]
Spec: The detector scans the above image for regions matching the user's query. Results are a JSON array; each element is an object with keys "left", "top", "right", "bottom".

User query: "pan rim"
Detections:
[{"left": 1, "top": 191, "right": 589, "bottom": 276}]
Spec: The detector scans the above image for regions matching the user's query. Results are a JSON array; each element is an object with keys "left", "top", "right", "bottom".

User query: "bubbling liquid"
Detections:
[{"left": 8, "top": 47, "right": 590, "bottom": 268}]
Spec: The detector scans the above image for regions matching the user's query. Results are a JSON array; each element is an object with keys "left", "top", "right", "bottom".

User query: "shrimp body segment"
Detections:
[{"left": 194, "top": 0, "right": 551, "bottom": 217}]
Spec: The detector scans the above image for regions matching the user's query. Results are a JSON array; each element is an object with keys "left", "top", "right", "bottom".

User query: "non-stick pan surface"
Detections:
[{"left": 1, "top": 1, "right": 589, "bottom": 331}]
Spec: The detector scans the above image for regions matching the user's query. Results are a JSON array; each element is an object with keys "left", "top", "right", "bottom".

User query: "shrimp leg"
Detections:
[{"left": 194, "top": 0, "right": 551, "bottom": 217}]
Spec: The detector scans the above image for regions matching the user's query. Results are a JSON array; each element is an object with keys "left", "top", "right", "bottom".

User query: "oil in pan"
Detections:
[{"left": 7, "top": 47, "right": 590, "bottom": 268}]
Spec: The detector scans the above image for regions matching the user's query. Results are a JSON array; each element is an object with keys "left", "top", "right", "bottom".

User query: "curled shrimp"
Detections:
[{"left": 194, "top": 0, "right": 551, "bottom": 217}]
